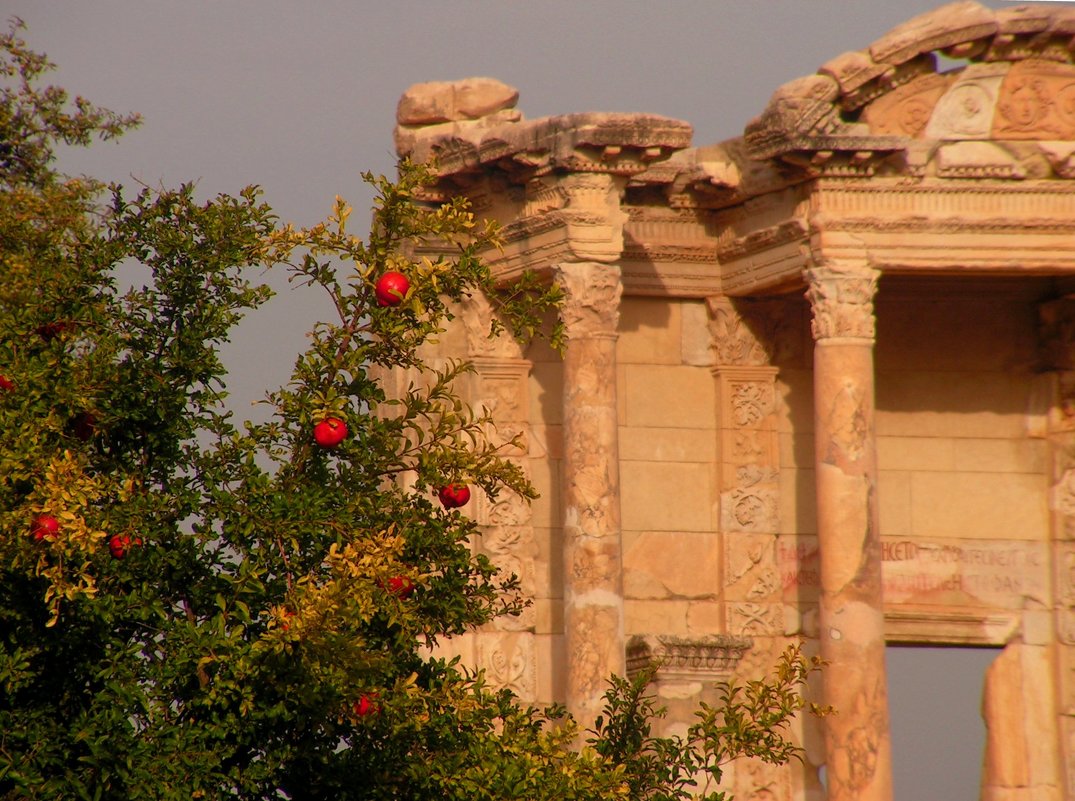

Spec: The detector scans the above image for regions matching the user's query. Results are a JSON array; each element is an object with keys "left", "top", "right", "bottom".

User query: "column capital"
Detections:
[
  {"left": 555, "top": 261, "right": 623, "bottom": 341},
  {"left": 804, "top": 260, "right": 880, "bottom": 343}
]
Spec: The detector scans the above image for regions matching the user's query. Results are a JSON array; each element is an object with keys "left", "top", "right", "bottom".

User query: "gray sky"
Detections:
[{"left": 8, "top": 2, "right": 1012, "bottom": 797}]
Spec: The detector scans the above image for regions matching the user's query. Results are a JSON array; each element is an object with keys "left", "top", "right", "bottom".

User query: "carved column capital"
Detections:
[
  {"left": 558, "top": 172, "right": 626, "bottom": 263},
  {"left": 805, "top": 260, "right": 880, "bottom": 343},
  {"left": 555, "top": 261, "right": 623, "bottom": 341}
]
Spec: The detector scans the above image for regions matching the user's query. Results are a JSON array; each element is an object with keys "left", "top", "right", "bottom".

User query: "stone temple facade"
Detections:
[{"left": 386, "top": 3, "right": 1075, "bottom": 799}]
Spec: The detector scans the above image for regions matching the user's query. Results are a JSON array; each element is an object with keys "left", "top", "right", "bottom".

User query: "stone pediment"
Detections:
[{"left": 744, "top": 1, "right": 1075, "bottom": 180}]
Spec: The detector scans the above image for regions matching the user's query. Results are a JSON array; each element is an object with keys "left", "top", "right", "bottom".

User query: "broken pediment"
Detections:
[{"left": 744, "top": 1, "right": 1075, "bottom": 178}]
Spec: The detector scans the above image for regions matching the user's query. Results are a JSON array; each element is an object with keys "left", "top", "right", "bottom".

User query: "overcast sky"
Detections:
[{"left": 7, "top": 2, "right": 1018, "bottom": 798}]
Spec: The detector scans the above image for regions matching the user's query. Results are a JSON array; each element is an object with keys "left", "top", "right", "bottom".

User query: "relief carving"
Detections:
[
  {"left": 728, "top": 602, "right": 782, "bottom": 636},
  {"left": 731, "top": 382, "right": 774, "bottom": 427},
  {"left": 477, "top": 633, "right": 536, "bottom": 698},
  {"left": 555, "top": 262, "right": 623, "bottom": 339},
  {"left": 461, "top": 292, "right": 527, "bottom": 360},
  {"left": 735, "top": 759, "right": 790, "bottom": 801},
  {"left": 1055, "top": 469, "right": 1075, "bottom": 524},
  {"left": 722, "top": 478, "right": 779, "bottom": 534},
  {"left": 861, "top": 72, "right": 954, "bottom": 137},
  {"left": 993, "top": 60, "right": 1075, "bottom": 140},
  {"left": 805, "top": 261, "right": 880, "bottom": 342},
  {"left": 569, "top": 605, "right": 620, "bottom": 702},
  {"left": 707, "top": 297, "right": 801, "bottom": 368},
  {"left": 725, "top": 534, "right": 779, "bottom": 602},
  {"left": 707, "top": 297, "right": 770, "bottom": 366}
]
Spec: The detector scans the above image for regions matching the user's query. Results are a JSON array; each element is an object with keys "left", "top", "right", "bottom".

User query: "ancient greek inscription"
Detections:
[{"left": 777, "top": 536, "right": 1046, "bottom": 609}]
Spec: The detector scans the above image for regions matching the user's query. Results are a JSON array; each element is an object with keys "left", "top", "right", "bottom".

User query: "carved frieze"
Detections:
[
  {"left": 805, "top": 261, "right": 880, "bottom": 342},
  {"left": 861, "top": 72, "right": 955, "bottom": 138},
  {"left": 625, "top": 634, "right": 752, "bottom": 681},
  {"left": 994, "top": 60, "right": 1075, "bottom": 140}
]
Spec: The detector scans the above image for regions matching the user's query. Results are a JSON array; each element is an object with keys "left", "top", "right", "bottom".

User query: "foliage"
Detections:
[
  {"left": 0, "top": 20, "right": 821, "bottom": 801},
  {"left": 592, "top": 644, "right": 828, "bottom": 801}
]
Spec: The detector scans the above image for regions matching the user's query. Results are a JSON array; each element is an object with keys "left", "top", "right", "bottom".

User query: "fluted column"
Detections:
[
  {"left": 556, "top": 260, "right": 625, "bottom": 729},
  {"left": 805, "top": 260, "right": 893, "bottom": 801}
]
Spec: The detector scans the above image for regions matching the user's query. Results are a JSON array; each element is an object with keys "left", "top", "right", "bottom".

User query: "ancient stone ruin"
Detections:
[{"left": 385, "top": 3, "right": 1075, "bottom": 798}]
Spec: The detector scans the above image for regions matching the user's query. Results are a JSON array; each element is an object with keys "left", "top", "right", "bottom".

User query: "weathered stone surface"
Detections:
[
  {"left": 981, "top": 644, "right": 1062, "bottom": 797},
  {"left": 557, "top": 261, "right": 625, "bottom": 731},
  {"left": 396, "top": 77, "right": 519, "bottom": 125},
  {"left": 868, "top": 1, "right": 997, "bottom": 66},
  {"left": 819, "top": 50, "right": 888, "bottom": 97}
]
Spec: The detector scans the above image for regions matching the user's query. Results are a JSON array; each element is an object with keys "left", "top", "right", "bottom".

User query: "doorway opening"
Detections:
[{"left": 886, "top": 645, "right": 998, "bottom": 801}]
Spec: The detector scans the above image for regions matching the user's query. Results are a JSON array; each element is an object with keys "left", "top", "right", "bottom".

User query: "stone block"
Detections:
[
  {"left": 619, "top": 426, "right": 715, "bottom": 463},
  {"left": 778, "top": 431, "right": 814, "bottom": 469},
  {"left": 528, "top": 458, "right": 559, "bottom": 530},
  {"left": 777, "top": 534, "right": 821, "bottom": 605},
  {"left": 953, "top": 437, "right": 1047, "bottom": 474},
  {"left": 528, "top": 362, "right": 562, "bottom": 424},
  {"left": 686, "top": 600, "right": 725, "bottom": 635},
  {"left": 876, "top": 294, "right": 1036, "bottom": 373},
  {"left": 623, "top": 531, "right": 721, "bottom": 600},
  {"left": 876, "top": 371, "right": 1030, "bottom": 439},
  {"left": 877, "top": 436, "right": 955, "bottom": 471},
  {"left": 532, "top": 525, "right": 562, "bottom": 594},
  {"left": 626, "top": 600, "right": 691, "bottom": 636},
  {"left": 878, "top": 469, "right": 912, "bottom": 538},
  {"left": 532, "top": 598, "right": 561, "bottom": 635},
  {"left": 981, "top": 643, "right": 1060, "bottom": 794},
  {"left": 529, "top": 423, "right": 562, "bottom": 461},
  {"left": 910, "top": 471, "right": 1048, "bottom": 539},
  {"left": 681, "top": 300, "right": 714, "bottom": 367},
  {"left": 776, "top": 368, "right": 814, "bottom": 434},
  {"left": 617, "top": 297, "right": 681, "bottom": 365},
  {"left": 779, "top": 466, "right": 817, "bottom": 536},
  {"left": 620, "top": 460, "right": 715, "bottom": 532},
  {"left": 533, "top": 632, "right": 564, "bottom": 703},
  {"left": 623, "top": 364, "right": 715, "bottom": 428}
]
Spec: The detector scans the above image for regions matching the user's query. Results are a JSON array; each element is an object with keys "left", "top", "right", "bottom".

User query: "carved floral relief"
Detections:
[{"left": 805, "top": 261, "right": 880, "bottom": 342}]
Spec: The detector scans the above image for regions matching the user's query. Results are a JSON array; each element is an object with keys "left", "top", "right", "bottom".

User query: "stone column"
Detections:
[
  {"left": 805, "top": 260, "right": 893, "bottom": 801},
  {"left": 556, "top": 260, "right": 625, "bottom": 729}
]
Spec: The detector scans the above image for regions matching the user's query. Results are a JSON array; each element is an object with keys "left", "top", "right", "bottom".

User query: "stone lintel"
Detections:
[
  {"left": 883, "top": 608, "right": 1021, "bottom": 646},
  {"left": 719, "top": 179, "right": 1075, "bottom": 295}
]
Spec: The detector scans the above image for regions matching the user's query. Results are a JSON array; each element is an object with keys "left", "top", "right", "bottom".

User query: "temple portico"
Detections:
[{"left": 389, "top": 3, "right": 1075, "bottom": 798}]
